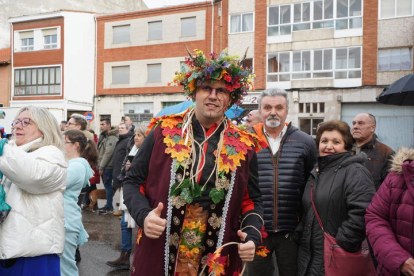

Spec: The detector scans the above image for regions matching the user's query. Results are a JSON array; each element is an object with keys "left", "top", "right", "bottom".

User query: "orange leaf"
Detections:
[{"left": 255, "top": 246, "right": 270, "bottom": 257}]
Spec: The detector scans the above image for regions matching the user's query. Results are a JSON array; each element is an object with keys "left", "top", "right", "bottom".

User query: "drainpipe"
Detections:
[
  {"left": 10, "top": 22, "right": 13, "bottom": 107},
  {"left": 211, "top": 0, "right": 214, "bottom": 53},
  {"left": 93, "top": 15, "right": 98, "bottom": 130}
]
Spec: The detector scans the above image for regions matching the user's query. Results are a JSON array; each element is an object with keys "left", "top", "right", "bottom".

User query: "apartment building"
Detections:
[
  {"left": 95, "top": 1, "right": 228, "bottom": 126},
  {"left": 8, "top": 10, "right": 97, "bottom": 121},
  {"left": 228, "top": 0, "right": 413, "bottom": 149},
  {"left": 0, "top": 48, "right": 11, "bottom": 107}
]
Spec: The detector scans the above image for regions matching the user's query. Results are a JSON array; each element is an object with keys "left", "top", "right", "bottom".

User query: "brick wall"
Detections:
[
  {"left": 362, "top": 0, "right": 378, "bottom": 85},
  {"left": 254, "top": 0, "right": 267, "bottom": 90},
  {"left": 0, "top": 65, "right": 10, "bottom": 106},
  {"left": 96, "top": 1, "right": 228, "bottom": 96}
]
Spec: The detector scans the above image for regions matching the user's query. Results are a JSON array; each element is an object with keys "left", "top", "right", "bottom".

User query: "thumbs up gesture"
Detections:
[
  {"left": 143, "top": 202, "right": 167, "bottom": 239},
  {"left": 237, "top": 230, "right": 256, "bottom": 262}
]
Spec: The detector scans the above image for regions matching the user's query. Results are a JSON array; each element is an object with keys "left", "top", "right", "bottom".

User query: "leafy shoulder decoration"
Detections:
[{"left": 147, "top": 109, "right": 267, "bottom": 204}]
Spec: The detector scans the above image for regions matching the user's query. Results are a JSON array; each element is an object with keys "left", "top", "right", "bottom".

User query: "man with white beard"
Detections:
[{"left": 246, "top": 88, "right": 318, "bottom": 276}]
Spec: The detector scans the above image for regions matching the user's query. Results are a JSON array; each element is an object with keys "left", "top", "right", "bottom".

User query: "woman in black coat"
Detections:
[
  {"left": 296, "top": 121, "right": 376, "bottom": 276},
  {"left": 111, "top": 123, "right": 133, "bottom": 210}
]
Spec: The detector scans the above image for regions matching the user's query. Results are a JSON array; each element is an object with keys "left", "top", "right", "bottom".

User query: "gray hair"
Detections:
[
  {"left": 258, "top": 88, "right": 289, "bottom": 111},
  {"left": 135, "top": 125, "right": 149, "bottom": 138},
  {"left": 15, "top": 106, "right": 64, "bottom": 151}
]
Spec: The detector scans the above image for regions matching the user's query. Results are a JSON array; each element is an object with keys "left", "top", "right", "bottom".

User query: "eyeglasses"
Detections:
[
  {"left": 11, "top": 118, "right": 32, "bottom": 127},
  {"left": 66, "top": 122, "right": 77, "bottom": 126}
]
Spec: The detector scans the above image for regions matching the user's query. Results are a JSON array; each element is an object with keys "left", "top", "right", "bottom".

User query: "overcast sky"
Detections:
[{"left": 144, "top": 0, "right": 207, "bottom": 9}]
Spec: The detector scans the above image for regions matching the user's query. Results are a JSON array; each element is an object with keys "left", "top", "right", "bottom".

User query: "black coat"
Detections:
[
  {"left": 254, "top": 123, "right": 318, "bottom": 232},
  {"left": 297, "top": 152, "right": 375, "bottom": 276},
  {"left": 112, "top": 131, "right": 134, "bottom": 189}
]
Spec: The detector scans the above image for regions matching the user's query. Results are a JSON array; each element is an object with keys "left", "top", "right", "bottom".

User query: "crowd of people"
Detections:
[{"left": 0, "top": 47, "right": 412, "bottom": 276}]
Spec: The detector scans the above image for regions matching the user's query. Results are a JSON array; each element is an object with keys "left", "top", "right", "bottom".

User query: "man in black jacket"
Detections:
[
  {"left": 352, "top": 113, "right": 394, "bottom": 190},
  {"left": 247, "top": 88, "right": 318, "bottom": 276}
]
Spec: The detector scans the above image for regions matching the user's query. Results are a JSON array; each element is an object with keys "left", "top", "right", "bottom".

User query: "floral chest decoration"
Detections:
[{"left": 148, "top": 110, "right": 266, "bottom": 205}]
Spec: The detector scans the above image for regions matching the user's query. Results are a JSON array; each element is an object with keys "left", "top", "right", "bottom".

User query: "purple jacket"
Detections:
[{"left": 366, "top": 148, "right": 414, "bottom": 276}]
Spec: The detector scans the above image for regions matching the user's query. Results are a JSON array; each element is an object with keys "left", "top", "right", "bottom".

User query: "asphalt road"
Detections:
[{"left": 78, "top": 192, "right": 137, "bottom": 276}]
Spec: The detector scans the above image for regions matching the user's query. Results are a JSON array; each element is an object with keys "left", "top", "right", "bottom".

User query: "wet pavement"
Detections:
[{"left": 78, "top": 192, "right": 137, "bottom": 276}]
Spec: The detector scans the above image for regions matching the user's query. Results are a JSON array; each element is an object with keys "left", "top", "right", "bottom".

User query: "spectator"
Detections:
[
  {"left": 244, "top": 110, "right": 261, "bottom": 132},
  {"left": 60, "top": 120, "right": 67, "bottom": 132},
  {"left": 97, "top": 118, "right": 119, "bottom": 214},
  {"left": 61, "top": 129, "right": 97, "bottom": 276},
  {"left": 366, "top": 148, "right": 414, "bottom": 276},
  {"left": 352, "top": 113, "right": 394, "bottom": 190},
  {"left": 297, "top": 120, "right": 375, "bottom": 275},
  {"left": 66, "top": 114, "right": 94, "bottom": 142},
  {"left": 124, "top": 116, "right": 135, "bottom": 133},
  {"left": 0, "top": 106, "right": 66, "bottom": 275},
  {"left": 111, "top": 123, "right": 133, "bottom": 216},
  {"left": 107, "top": 125, "right": 148, "bottom": 270},
  {"left": 247, "top": 88, "right": 318, "bottom": 276}
]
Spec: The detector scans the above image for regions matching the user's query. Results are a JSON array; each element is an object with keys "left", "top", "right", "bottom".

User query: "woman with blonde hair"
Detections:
[{"left": 0, "top": 106, "right": 66, "bottom": 275}]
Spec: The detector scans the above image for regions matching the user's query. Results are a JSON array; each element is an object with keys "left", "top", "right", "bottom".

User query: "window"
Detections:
[
  {"left": 148, "top": 21, "right": 162, "bottom": 40},
  {"left": 230, "top": 13, "right": 254, "bottom": 33},
  {"left": 147, "top": 64, "right": 161, "bottom": 83},
  {"left": 300, "top": 118, "right": 324, "bottom": 137},
  {"left": 113, "top": 25, "right": 130, "bottom": 44},
  {"left": 162, "top": 101, "right": 181, "bottom": 108},
  {"left": 267, "top": 47, "right": 362, "bottom": 81},
  {"left": 380, "top": 0, "right": 413, "bottom": 18},
  {"left": 14, "top": 67, "right": 61, "bottom": 95},
  {"left": 21, "top": 38, "right": 34, "bottom": 51},
  {"left": 378, "top": 48, "right": 412, "bottom": 71},
  {"left": 299, "top": 102, "right": 325, "bottom": 113},
  {"left": 268, "top": 0, "right": 362, "bottom": 36},
  {"left": 181, "top": 17, "right": 196, "bottom": 37},
  {"left": 112, "top": 66, "right": 130, "bottom": 84},
  {"left": 335, "top": 0, "right": 362, "bottom": 30},
  {"left": 313, "top": 49, "right": 333, "bottom": 78},
  {"left": 44, "top": 35, "right": 57, "bottom": 49},
  {"left": 42, "top": 28, "right": 57, "bottom": 49}
]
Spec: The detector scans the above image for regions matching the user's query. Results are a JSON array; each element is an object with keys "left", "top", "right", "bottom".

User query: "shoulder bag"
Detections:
[{"left": 311, "top": 183, "right": 375, "bottom": 276}]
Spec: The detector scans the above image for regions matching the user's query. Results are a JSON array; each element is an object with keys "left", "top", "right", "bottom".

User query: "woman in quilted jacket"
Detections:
[{"left": 366, "top": 148, "right": 414, "bottom": 276}]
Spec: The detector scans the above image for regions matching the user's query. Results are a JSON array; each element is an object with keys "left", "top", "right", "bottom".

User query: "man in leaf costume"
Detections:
[{"left": 123, "top": 49, "right": 266, "bottom": 276}]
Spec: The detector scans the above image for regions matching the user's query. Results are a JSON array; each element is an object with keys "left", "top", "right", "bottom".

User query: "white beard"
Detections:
[{"left": 265, "top": 116, "right": 280, "bottom": 128}]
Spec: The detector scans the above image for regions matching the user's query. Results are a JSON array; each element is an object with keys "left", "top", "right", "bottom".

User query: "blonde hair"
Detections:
[{"left": 15, "top": 106, "right": 64, "bottom": 151}]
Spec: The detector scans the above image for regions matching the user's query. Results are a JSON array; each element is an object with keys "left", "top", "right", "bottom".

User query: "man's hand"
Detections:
[
  {"left": 143, "top": 202, "right": 167, "bottom": 239},
  {"left": 99, "top": 169, "right": 103, "bottom": 176},
  {"left": 125, "top": 160, "right": 131, "bottom": 171},
  {"left": 401, "top": 258, "right": 414, "bottom": 276},
  {"left": 237, "top": 230, "right": 256, "bottom": 262}
]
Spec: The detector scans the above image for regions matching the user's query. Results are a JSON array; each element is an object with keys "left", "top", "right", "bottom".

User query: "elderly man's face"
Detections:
[
  {"left": 194, "top": 80, "right": 231, "bottom": 128},
  {"left": 352, "top": 113, "right": 375, "bottom": 144},
  {"left": 259, "top": 96, "right": 288, "bottom": 129}
]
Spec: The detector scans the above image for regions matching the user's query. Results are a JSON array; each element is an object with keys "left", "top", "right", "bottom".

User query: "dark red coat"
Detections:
[
  {"left": 366, "top": 149, "right": 414, "bottom": 276},
  {"left": 123, "top": 118, "right": 264, "bottom": 276}
]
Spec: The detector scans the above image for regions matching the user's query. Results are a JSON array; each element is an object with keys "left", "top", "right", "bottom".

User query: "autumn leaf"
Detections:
[
  {"left": 256, "top": 246, "right": 270, "bottom": 257},
  {"left": 207, "top": 256, "right": 227, "bottom": 276}
]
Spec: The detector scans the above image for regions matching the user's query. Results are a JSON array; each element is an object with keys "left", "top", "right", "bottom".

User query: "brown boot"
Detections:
[
  {"left": 106, "top": 250, "right": 131, "bottom": 270},
  {"left": 113, "top": 210, "right": 122, "bottom": 216}
]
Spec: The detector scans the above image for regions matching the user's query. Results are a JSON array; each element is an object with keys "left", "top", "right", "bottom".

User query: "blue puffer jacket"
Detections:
[{"left": 253, "top": 123, "right": 318, "bottom": 232}]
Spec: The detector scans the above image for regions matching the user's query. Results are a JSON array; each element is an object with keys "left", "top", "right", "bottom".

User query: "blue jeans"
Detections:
[
  {"left": 121, "top": 211, "right": 132, "bottom": 252},
  {"left": 102, "top": 169, "right": 113, "bottom": 209}
]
